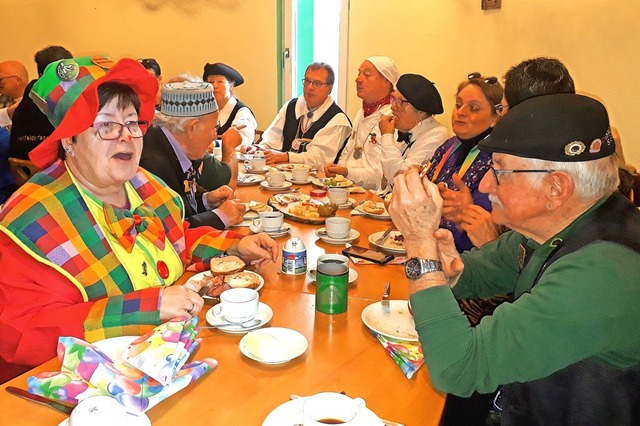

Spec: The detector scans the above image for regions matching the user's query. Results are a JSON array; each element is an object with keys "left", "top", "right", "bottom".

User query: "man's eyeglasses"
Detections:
[
  {"left": 391, "top": 96, "right": 411, "bottom": 109},
  {"left": 494, "top": 103, "right": 509, "bottom": 116},
  {"left": 92, "top": 121, "right": 150, "bottom": 140},
  {"left": 468, "top": 72, "right": 498, "bottom": 85},
  {"left": 489, "top": 166, "right": 555, "bottom": 185},
  {"left": 302, "top": 78, "right": 330, "bottom": 88},
  {"left": 0, "top": 75, "right": 18, "bottom": 85}
]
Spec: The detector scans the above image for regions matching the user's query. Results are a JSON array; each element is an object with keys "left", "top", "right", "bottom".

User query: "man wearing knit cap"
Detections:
[
  {"left": 390, "top": 93, "right": 640, "bottom": 424},
  {"left": 378, "top": 73, "right": 449, "bottom": 193},
  {"left": 325, "top": 56, "right": 399, "bottom": 191},
  {"left": 140, "top": 80, "right": 246, "bottom": 230},
  {"left": 203, "top": 62, "right": 257, "bottom": 148}
]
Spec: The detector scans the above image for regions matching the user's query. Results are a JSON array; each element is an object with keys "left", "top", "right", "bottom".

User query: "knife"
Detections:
[
  {"left": 375, "top": 226, "right": 395, "bottom": 246},
  {"left": 381, "top": 282, "right": 391, "bottom": 313},
  {"left": 5, "top": 386, "right": 76, "bottom": 415}
]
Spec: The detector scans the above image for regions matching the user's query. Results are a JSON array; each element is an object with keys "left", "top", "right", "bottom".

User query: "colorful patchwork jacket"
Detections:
[{"left": 0, "top": 160, "right": 240, "bottom": 381}]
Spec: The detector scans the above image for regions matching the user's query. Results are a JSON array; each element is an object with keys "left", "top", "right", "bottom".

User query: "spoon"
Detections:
[{"left": 201, "top": 319, "right": 262, "bottom": 329}]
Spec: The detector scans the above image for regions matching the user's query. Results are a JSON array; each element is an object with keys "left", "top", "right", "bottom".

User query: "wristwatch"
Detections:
[{"left": 404, "top": 257, "right": 442, "bottom": 280}]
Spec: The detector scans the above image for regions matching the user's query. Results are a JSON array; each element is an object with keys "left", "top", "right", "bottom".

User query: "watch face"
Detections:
[{"left": 405, "top": 258, "right": 422, "bottom": 280}]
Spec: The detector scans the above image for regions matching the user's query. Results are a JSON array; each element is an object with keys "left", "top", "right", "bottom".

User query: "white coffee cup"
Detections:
[
  {"left": 328, "top": 187, "right": 349, "bottom": 205},
  {"left": 291, "top": 166, "right": 310, "bottom": 182},
  {"left": 324, "top": 217, "right": 351, "bottom": 239},
  {"left": 214, "top": 288, "right": 259, "bottom": 323},
  {"left": 266, "top": 171, "right": 286, "bottom": 187},
  {"left": 245, "top": 156, "right": 266, "bottom": 171},
  {"left": 302, "top": 392, "right": 365, "bottom": 426},
  {"left": 253, "top": 211, "right": 284, "bottom": 232}
]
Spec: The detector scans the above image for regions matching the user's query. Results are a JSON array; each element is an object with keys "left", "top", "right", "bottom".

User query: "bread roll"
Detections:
[
  {"left": 363, "top": 201, "right": 385, "bottom": 215},
  {"left": 210, "top": 256, "right": 245, "bottom": 275},
  {"left": 224, "top": 271, "right": 261, "bottom": 289}
]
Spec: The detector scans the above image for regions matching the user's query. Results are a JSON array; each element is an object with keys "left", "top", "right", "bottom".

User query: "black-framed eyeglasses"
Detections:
[
  {"left": 489, "top": 166, "right": 555, "bottom": 185},
  {"left": 0, "top": 75, "right": 18, "bottom": 85},
  {"left": 494, "top": 103, "right": 509, "bottom": 116},
  {"left": 468, "top": 72, "right": 498, "bottom": 85},
  {"left": 391, "top": 96, "right": 411, "bottom": 109},
  {"left": 92, "top": 120, "right": 149, "bottom": 140},
  {"left": 302, "top": 78, "right": 330, "bottom": 88}
]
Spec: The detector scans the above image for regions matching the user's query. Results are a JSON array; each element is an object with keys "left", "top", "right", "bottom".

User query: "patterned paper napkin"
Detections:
[
  {"left": 27, "top": 317, "right": 217, "bottom": 413},
  {"left": 370, "top": 329, "right": 424, "bottom": 379}
]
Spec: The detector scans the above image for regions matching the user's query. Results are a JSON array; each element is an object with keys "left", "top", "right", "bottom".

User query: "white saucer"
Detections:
[
  {"left": 361, "top": 300, "right": 418, "bottom": 341},
  {"left": 285, "top": 177, "right": 313, "bottom": 185},
  {"left": 244, "top": 165, "right": 270, "bottom": 174},
  {"left": 238, "top": 174, "right": 266, "bottom": 186},
  {"left": 205, "top": 302, "right": 273, "bottom": 334},
  {"left": 336, "top": 197, "right": 357, "bottom": 209},
  {"left": 240, "top": 327, "right": 308, "bottom": 364},
  {"left": 315, "top": 228, "right": 360, "bottom": 245},
  {"left": 260, "top": 181, "right": 293, "bottom": 191},
  {"left": 262, "top": 397, "right": 383, "bottom": 426},
  {"left": 250, "top": 222, "right": 292, "bottom": 238},
  {"left": 308, "top": 267, "right": 358, "bottom": 285},
  {"left": 59, "top": 411, "right": 150, "bottom": 426}
]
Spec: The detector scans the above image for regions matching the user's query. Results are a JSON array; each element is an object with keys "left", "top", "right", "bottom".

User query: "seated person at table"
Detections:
[
  {"left": 0, "top": 127, "right": 15, "bottom": 203},
  {"left": 0, "top": 60, "right": 29, "bottom": 128},
  {"left": 250, "top": 62, "right": 352, "bottom": 171},
  {"left": 422, "top": 72, "right": 503, "bottom": 252},
  {"left": 390, "top": 93, "right": 640, "bottom": 425},
  {"left": 140, "top": 79, "right": 246, "bottom": 229},
  {"left": 203, "top": 62, "right": 257, "bottom": 149},
  {"left": 325, "top": 56, "right": 399, "bottom": 191},
  {"left": 0, "top": 57, "right": 278, "bottom": 383},
  {"left": 9, "top": 45, "right": 73, "bottom": 160},
  {"left": 138, "top": 58, "right": 163, "bottom": 110},
  {"left": 378, "top": 73, "right": 448, "bottom": 193}
]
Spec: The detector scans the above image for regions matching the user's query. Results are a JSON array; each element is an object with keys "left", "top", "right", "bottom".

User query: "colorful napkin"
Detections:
[
  {"left": 27, "top": 317, "right": 217, "bottom": 413},
  {"left": 370, "top": 329, "right": 424, "bottom": 379}
]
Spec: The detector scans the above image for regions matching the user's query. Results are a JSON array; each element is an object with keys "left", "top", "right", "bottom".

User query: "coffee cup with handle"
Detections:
[
  {"left": 302, "top": 392, "right": 365, "bottom": 425},
  {"left": 324, "top": 217, "right": 351, "bottom": 239},
  {"left": 213, "top": 288, "right": 259, "bottom": 323},
  {"left": 266, "top": 171, "right": 286, "bottom": 187},
  {"left": 253, "top": 211, "right": 284, "bottom": 232},
  {"left": 245, "top": 156, "right": 266, "bottom": 172}
]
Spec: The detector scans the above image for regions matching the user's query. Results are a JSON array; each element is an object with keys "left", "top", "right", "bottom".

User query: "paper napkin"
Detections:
[{"left": 370, "top": 330, "right": 424, "bottom": 379}]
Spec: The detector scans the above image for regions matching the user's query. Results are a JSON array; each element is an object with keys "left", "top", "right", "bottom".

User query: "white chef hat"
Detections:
[{"left": 366, "top": 56, "right": 400, "bottom": 86}]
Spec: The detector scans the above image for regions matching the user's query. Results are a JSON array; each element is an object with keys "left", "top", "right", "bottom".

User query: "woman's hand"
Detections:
[
  {"left": 263, "top": 149, "right": 288, "bottom": 165},
  {"left": 159, "top": 284, "right": 204, "bottom": 321},
  {"left": 439, "top": 174, "right": 473, "bottom": 222},
  {"left": 458, "top": 204, "right": 499, "bottom": 248},
  {"left": 228, "top": 233, "right": 279, "bottom": 267},
  {"left": 324, "top": 164, "right": 348, "bottom": 178}
]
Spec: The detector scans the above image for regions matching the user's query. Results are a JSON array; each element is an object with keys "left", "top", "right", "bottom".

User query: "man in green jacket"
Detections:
[{"left": 390, "top": 93, "right": 640, "bottom": 425}]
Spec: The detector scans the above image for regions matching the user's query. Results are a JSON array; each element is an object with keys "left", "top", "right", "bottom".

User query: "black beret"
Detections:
[
  {"left": 479, "top": 93, "right": 614, "bottom": 162},
  {"left": 396, "top": 74, "right": 444, "bottom": 115},
  {"left": 202, "top": 62, "right": 244, "bottom": 86}
]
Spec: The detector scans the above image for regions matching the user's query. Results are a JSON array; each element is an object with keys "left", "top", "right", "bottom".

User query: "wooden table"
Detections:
[{"left": 0, "top": 179, "right": 445, "bottom": 425}]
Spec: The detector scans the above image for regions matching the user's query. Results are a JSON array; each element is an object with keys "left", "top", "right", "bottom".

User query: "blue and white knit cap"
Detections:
[{"left": 160, "top": 81, "right": 218, "bottom": 117}]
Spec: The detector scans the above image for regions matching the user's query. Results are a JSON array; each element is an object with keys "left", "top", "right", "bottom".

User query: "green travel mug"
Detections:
[{"left": 315, "top": 262, "right": 349, "bottom": 314}]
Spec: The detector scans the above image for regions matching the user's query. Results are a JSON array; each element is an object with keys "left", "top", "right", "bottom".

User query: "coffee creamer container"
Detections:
[{"left": 282, "top": 237, "right": 307, "bottom": 275}]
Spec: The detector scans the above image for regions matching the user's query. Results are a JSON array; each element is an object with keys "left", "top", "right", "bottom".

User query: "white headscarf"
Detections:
[{"left": 366, "top": 56, "right": 400, "bottom": 87}]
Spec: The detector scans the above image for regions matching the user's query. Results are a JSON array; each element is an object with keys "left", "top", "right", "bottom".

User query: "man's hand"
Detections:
[
  {"left": 433, "top": 228, "right": 464, "bottom": 286},
  {"left": 227, "top": 233, "right": 279, "bottom": 267},
  {"left": 216, "top": 199, "right": 246, "bottom": 226},
  {"left": 324, "top": 164, "right": 348, "bottom": 178},
  {"left": 263, "top": 149, "right": 288, "bottom": 165},
  {"left": 378, "top": 114, "right": 396, "bottom": 135},
  {"left": 458, "top": 204, "right": 499, "bottom": 248},
  {"left": 205, "top": 185, "right": 234, "bottom": 208},
  {"left": 439, "top": 174, "right": 473, "bottom": 222}
]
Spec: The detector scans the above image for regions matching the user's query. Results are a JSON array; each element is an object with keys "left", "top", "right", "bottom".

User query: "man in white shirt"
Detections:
[
  {"left": 0, "top": 60, "right": 29, "bottom": 128},
  {"left": 253, "top": 62, "right": 352, "bottom": 171},
  {"left": 325, "top": 56, "right": 399, "bottom": 191}
]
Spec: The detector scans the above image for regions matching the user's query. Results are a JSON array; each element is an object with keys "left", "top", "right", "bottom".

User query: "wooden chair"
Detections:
[
  {"left": 8, "top": 157, "right": 40, "bottom": 187},
  {"left": 254, "top": 129, "right": 264, "bottom": 144}
]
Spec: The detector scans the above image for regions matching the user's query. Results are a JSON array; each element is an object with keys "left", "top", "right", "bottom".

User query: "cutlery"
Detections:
[
  {"left": 375, "top": 225, "right": 395, "bottom": 246},
  {"left": 200, "top": 318, "right": 261, "bottom": 329},
  {"left": 381, "top": 282, "right": 391, "bottom": 313},
  {"left": 5, "top": 386, "right": 76, "bottom": 415}
]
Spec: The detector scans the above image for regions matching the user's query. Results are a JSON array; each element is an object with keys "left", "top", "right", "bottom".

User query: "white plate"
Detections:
[
  {"left": 276, "top": 163, "right": 316, "bottom": 172},
  {"left": 308, "top": 267, "right": 358, "bottom": 285},
  {"left": 239, "top": 327, "right": 308, "bottom": 364},
  {"left": 336, "top": 197, "right": 357, "bottom": 209},
  {"left": 315, "top": 228, "right": 360, "bottom": 245},
  {"left": 312, "top": 177, "right": 353, "bottom": 188},
  {"left": 260, "top": 181, "right": 293, "bottom": 191},
  {"left": 59, "top": 411, "right": 150, "bottom": 426},
  {"left": 243, "top": 165, "right": 270, "bottom": 174},
  {"left": 262, "top": 397, "right": 383, "bottom": 426},
  {"left": 355, "top": 202, "right": 392, "bottom": 220},
  {"left": 186, "top": 270, "right": 265, "bottom": 295},
  {"left": 285, "top": 176, "right": 314, "bottom": 185},
  {"left": 205, "top": 302, "right": 273, "bottom": 334},
  {"left": 238, "top": 174, "right": 266, "bottom": 186},
  {"left": 243, "top": 202, "right": 274, "bottom": 219},
  {"left": 361, "top": 300, "right": 418, "bottom": 341},
  {"left": 368, "top": 230, "right": 406, "bottom": 255},
  {"left": 249, "top": 222, "right": 292, "bottom": 238}
]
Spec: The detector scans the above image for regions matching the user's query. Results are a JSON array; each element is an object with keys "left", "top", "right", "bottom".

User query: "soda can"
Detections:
[{"left": 281, "top": 237, "right": 307, "bottom": 275}]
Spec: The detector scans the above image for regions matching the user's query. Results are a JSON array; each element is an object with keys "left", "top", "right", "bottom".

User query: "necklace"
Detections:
[{"left": 292, "top": 106, "right": 319, "bottom": 151}]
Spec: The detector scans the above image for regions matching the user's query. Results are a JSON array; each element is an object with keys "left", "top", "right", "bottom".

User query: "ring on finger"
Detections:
[{"left": 187, "top": 301, "right": 195, "bottom": 314}]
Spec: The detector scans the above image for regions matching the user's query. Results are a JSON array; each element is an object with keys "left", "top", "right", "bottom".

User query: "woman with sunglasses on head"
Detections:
[
  {"left": 423, "top": 72, "right": 505, "bottom": 252},
  {"left": 0, "top": 57, "right": 278, "bottom": 382}
]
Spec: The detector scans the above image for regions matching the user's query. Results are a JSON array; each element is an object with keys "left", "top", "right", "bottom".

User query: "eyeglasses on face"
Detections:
[
  {"left": 92, "top": 120, "right": 150, "bottom": 140},
  {"left": 0, "top": 75, "right": 18, "bottom": 85},
  {"left": 302, "top": 78, "right": 329, "bottom": 88},
  {"left": 391, "top": 96, "right": 411, "bottom": 109},
  {"left": 468, "top": 72, "right": 498, "bottom": 85},
  {"left": 489, "top": 166, "right": 555, "bottom": 185},
  {"left": 494, "top": 103, "right": 509, "bottom": 116}
]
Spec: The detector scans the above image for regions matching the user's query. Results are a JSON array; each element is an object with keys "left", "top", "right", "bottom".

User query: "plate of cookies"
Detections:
[
  {"left": 187, "top": 256, "right": 265, "bottom": 302},
  {"left": 356, "top": 200, "right": 391, "bottom": 220}
]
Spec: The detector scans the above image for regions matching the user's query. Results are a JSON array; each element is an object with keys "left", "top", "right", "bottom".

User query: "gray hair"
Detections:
[{"left": 525, "top": 155, "right": 620, "bottom": 200}]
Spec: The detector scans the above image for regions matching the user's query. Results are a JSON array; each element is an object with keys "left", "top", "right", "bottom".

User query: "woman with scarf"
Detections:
[{"left": 0, "top": 57, "right": 277, "bottom": 382}]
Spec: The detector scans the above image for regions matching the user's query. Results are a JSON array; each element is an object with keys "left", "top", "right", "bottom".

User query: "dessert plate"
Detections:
[
  {"left": 205, "top": 302, "right": 273, "bottom": 334},
  {"left": 239, "top": 327, "right": 308, "bottom": 364},
  {"left": 361, "top": 300, "right": 418, "bottom": 341}
]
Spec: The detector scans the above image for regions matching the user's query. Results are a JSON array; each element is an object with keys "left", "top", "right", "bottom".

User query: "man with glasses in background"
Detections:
[
  {"left": 391, "top": 93, "right": 640, "bottom": 425},
  {"left": 0, "top": 60, "right": 29, "bottom": 128},
  {"left": 249, "top": 62, "right": 351, "bottom": 171}
]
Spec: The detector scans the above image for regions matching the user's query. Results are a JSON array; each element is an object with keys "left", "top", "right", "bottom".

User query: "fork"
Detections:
[
  {"left": 382, "top": 282, "right": 391, "bottom": 313},
  {"left": 375, "top": 225, "right": 395, "bottom": 245}
]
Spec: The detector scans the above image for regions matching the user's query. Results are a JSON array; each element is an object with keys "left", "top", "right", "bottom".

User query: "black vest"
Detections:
[
  {"left": 218, "top": 99, "right": 255, "bottom": 135},
  {"left": 281, "top": 98, "right": 351, "bottom": 163},
  {"left": 502, "top": 192, "right": 640, "bottom": 425}
]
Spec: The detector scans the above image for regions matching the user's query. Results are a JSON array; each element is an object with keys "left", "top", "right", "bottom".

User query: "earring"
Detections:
[{"left": 63, "top": 146, "right": 73, "bottom": 156}]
